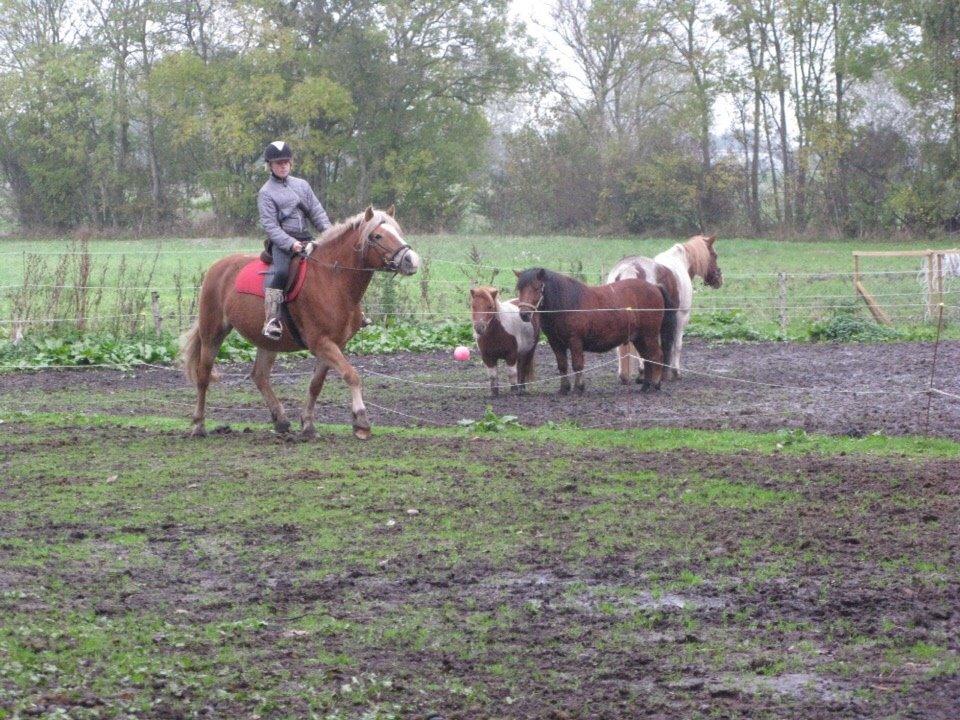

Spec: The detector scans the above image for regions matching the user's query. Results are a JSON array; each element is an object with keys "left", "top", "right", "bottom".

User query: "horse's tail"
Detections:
[
  {"left": 179, "top": 319, "right": 220, "bottom": 386},
  {"left": 658, "top": 285, "right": 678, "bottom": 369}
]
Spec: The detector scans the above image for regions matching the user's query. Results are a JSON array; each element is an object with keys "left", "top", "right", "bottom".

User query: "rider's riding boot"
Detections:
[
  {"left": 361, "top": 312, "right": 373, "bottom": 328},
  {"left": 262, "top": 288, "right": 284, "bottom": 340}
]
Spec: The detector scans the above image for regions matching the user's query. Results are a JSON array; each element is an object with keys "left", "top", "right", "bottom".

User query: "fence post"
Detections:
[
  {"left": 151, "top": 291, "right": 162, "bottom": 334},
  {"left": 935, "top": 252, "right": 945, "bottom": 312},
  {"left": 778, "top": 272, "right": 788, "bottom": 337}
]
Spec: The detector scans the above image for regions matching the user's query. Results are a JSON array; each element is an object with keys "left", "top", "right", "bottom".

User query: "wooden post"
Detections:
[
  {"left": 777, "top": 272, "right": 788, "bottom": 337},
  {"left": 926, "top": 250, "right": 936, "bottom": 319},
  {"left": 853, "top": 251, "right": 892, "bottom": 326},
  {"left": 151, "top": 291, "right": 162, "bottom": 334},
  {"left": 935, "top": 252, "right": 945, "bottom": 312}
]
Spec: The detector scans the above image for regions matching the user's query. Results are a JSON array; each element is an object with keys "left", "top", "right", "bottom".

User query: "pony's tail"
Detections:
[
  {"left": 658, "top": 286, "right": 678, "bottom": 370},
  {"left": 179, "top": 320, "right": 220, "bottom": 386}
]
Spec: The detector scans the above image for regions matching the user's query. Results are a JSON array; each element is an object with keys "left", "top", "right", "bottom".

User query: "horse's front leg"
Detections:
[
  {"left": 312, "top": 337, "right": 371, "bottom": 439},
  {"left": 485, "top": 361, "right": 499, "bottom": 397},
  {"left": 251, "top": 348, "right": 290, "bottom": 433},
  {"left": 300, "top": 360, "right": 330, "bottom": 439},
  {"left": 506, "top": 361, "right": 520, "bottom": 394},
  {"left": 568, "top": 338, "right": 586, "bottom": 395},
  {"left": 505, "top": 346, "right": 520, "bottom": 394},
  {"left": 547, "top": 337, "right": 571, "bottom": 395}
]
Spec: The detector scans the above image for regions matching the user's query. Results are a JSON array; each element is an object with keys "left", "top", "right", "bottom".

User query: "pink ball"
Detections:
[{"left": 453, "top": 345, "right": 471, "bottom": 362}]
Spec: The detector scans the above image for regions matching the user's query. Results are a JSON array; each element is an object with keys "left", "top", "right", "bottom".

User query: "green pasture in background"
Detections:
[{"left": 0, "top": 234, "right": 957, "bottom": 341}]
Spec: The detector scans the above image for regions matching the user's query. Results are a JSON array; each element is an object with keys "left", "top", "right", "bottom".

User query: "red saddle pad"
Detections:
[{"left": 235, "top": 258, "right": 308, "bottom": 302}]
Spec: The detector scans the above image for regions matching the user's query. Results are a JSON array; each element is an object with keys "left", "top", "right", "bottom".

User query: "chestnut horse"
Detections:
[
  {"left": 514, "top": 268, "right": 675, "bottom": 394},
  {"left": 607, "top": 235, "right": 722, "bottom": 382},
  {"left": 469, "top": 286, "right": 539, "bottom": 396},
  {"left": 180, "top": 206, "right": 419, "bottom": 439}
]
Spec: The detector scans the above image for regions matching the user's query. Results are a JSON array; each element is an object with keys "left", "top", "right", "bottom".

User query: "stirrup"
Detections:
[
  {"left": 361, "top": 313, "right": 373, "bottom": 328},
  {"left": 262, "top": 317, "right": 283, "bottom": 340}
]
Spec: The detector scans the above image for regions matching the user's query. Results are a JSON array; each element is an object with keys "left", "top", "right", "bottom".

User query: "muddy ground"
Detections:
[
  {"left": 2, "top": 339, "right": 959, "bottom": 438},
  {"left": 1, "top": 421, "right": 958, "bottom": 718}
]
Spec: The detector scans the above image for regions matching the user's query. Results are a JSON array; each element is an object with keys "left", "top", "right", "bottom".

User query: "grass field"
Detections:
[
  {"left": 1, "top": 234, "right": 958, "bottom": 339},
  {"left": 1, "top": 409, "right": 958, "bottom": 718}
]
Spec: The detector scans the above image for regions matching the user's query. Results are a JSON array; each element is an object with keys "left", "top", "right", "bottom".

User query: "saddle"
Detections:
[{"left": 235, "top": 255, "right": 308, "bottom": 301}]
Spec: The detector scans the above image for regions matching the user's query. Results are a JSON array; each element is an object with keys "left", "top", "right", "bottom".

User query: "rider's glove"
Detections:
[{"left": 302, "top": 241, "right": 316, "bottom": 258}]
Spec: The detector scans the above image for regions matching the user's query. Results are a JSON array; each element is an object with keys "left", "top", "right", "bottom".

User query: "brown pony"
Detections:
[
  {"left": 514, "top": 268, "right": 676, "bottom": 394},
  {"left": 180, "top": 206, "right": 419, "bottom": 439},
  {"left": 469, "top": 286, "right": 539, "bottom": 396}
]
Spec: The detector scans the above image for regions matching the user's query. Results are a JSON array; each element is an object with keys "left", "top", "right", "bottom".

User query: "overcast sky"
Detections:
[{"left": 507, "top": 0, "right": 736, "bottom": 136}]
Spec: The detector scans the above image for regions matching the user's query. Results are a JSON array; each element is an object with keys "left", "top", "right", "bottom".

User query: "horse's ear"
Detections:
[
  {"left": 706, "top": 235, "right": 717, "bottom": 246},
  {"left": 469, "top": 286, "right": 477, "bottom": 297},
  {"left": 491, "top": 288, "right": 499, "bottom": 300},
  {"left": 364, "top": 205, "right": 374, "bottom": 222},
  {"left": 536, "top": 268, "right": 547, "bottom": 281},
  {"left": 386, "top": 204, "right": 396, "bottom": 217},
  {"left": 513, "top": 269, "right": 522, "bottom": 278}
]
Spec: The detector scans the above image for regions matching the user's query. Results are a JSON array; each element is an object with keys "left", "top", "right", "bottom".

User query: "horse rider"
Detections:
[{"left": 257, "top": 140, "right": 331, "bottom": 340}]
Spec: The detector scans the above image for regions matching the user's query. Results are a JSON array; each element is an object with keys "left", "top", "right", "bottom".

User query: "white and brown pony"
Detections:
[
  {"left": 469, "top": 286, "right": 539, "bottom": 396},
  {"left": 606, "top": 235, "right": 722, "bottom": 382}
]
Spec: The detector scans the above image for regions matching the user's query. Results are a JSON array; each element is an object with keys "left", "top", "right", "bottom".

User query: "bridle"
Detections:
[
  {"left": 515, "top": 284, "right": 545, "bottom": 315},
  {"left": 361, "top": 221, "right": 412, "bottom": 274}
]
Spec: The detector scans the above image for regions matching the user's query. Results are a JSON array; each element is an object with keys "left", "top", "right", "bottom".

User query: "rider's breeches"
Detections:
[{"left": 264, "top": 245, "right": 293, "bottom": 290}]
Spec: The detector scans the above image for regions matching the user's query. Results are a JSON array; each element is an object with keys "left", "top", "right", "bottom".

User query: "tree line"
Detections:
[{"left": 0, "top": 0, "right": 957, "bottom": 237}]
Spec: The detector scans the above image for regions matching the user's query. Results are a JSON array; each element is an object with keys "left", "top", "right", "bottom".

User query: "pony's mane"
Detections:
[
  {"left": 515, "top": 268, "right": 583, "bottom": 311},
  {"left": 682, "top": 235, "right": 714, "bottom": 278},
  {"left": 472, "top": 285, "right": 499, "bottom": 305},
  {"left": 317, "top": 210, "right": 401, "bottom": 246}
]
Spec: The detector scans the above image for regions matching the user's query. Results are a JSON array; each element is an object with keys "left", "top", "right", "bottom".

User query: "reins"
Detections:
[{"left": 300, "top": 221, "right": 406, "bottom": 274}]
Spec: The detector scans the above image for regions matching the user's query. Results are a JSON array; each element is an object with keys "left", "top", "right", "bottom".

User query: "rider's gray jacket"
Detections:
[{"left": 257, "top": 174, "right": 332, "bottom": 252}]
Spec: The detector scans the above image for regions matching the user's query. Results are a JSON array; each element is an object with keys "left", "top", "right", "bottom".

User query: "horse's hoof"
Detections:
[
  {"left": 274, "top": 419, "right": 291, "bottom": 434},
  {"left": 574, "top": 385, "right": 585, "bottom": 396},
  {"left": 491, "top": 387, "right": 499, "bottom": 397},
  {"left": 353, "top": 425, "right": 371, "bottom": 440},
  {"left": 619, "top": 376, "right": 631, "bottom": 385},
  {"left": 559, "top": 386, "right": 570, "bottom": 396},
  {"left": 640, "top": 381, "right": 651, "bottom": 393},
  {"left": 353, "top": 410, "right": 371, "bottom": 440},
  {"left": 301, "top": 425, "right": 316, "bottom": 440},
  {"left": 672, "top": 370, "right": 681, "bottom": 380},
  {"left": 190, "top": 425, "right": 206, "bottom": 438}
]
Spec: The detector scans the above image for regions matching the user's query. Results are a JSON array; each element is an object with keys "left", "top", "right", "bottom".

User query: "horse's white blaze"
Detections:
[{"left": 379, "top": 224, "right": 408, "bottom": 247}]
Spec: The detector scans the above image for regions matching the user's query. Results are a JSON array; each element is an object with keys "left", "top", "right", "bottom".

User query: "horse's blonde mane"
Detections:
[
  {"left": 317, "top": 209, "right": 402, "bottom": 246},
  {"left": 682, "top": 235, "right": 714, "bottom": 278}
]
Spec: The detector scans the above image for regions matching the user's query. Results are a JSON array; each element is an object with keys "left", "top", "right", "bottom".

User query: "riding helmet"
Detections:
[{"left": 264, "top": 141, "right": 293, "bottom": 162}]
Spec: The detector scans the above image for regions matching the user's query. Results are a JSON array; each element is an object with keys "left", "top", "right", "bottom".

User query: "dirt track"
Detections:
[{"left": 2, "top": 339, "right": 959, "bottom": 439}]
